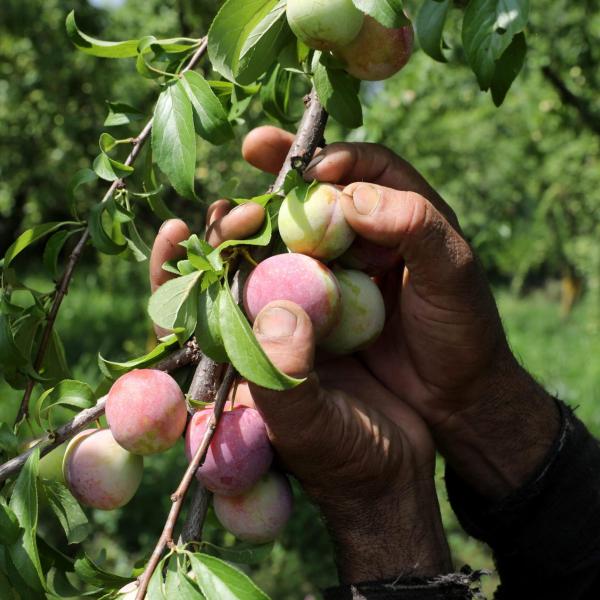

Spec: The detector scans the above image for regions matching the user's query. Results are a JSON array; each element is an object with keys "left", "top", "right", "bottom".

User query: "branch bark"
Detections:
[
  {"left": 15, "top": 38, "right": 209, "bottom": 426},
  {"left": 0, "top": 343, "right": 200, "bottom": 483}
]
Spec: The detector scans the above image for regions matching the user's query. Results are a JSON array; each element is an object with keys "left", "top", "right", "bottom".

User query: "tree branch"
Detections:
[
  {"left": 0, "top": 342, "right": 200, "bottom": 483},
  {"left": 15, "top": 38, "right": 210, "bottom": 426}
]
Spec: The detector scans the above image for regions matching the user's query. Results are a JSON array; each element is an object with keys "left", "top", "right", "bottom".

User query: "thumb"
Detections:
[
  {"left": 247, "top": 300, "right": 326, "bottom": 449},
  {"left": 340, "top": 182, "right": 474, "bottom": 288}
]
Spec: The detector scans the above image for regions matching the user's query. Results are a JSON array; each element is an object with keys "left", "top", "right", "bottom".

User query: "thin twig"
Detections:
[
  {"left": 0, "top": 343, "right": 200, "bottom": 483},
  {"left": 135, "top": 365, "right": 236, "bottom": 600},
  {"left": 15, "top": 38, "right": 210, "bottom": 426}
]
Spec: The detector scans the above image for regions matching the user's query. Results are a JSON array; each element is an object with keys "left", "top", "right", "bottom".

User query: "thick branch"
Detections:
[
  {"left": 0, "top": 343, "right": 200, "bottom": 483},
  {"left": 135, "top": 364, "right": 236, "bottom": 600},
  {"left": 15, "top": 38, "right": 209, "bottom": 426},
  {"left": 542, "top": 65, "right": 600, "bottom": 136}
]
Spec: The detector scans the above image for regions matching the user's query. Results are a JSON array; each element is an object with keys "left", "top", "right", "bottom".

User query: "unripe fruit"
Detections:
[
  {"left": 243, "top": 253, "right": 342, "bottom": 340},
  {"left": 63, "top": 429, "right": 143, "bottom": 510},
  {"left": 334, "top": 16, "right": 413, "bottom": 81},
  {"left": 286, "top": 0, "right": 364, "bottom": 51},
  {"left": 320, "top": 269, "right": 385, "bottom": 354},
  {"left": 23, "top": 440, "right": 67, "bottom": 484},
  {"left": 279, "top": 183, "right": 355, "bottom": 262},
  {"left": 106, "top": 369, "right": 187, "bottom": 456},
  {"left": 213, "top": 472, "right": 293, "bottom": 543},
  {"left": 185, "top": 406, "right": 273, "bottom": 496}
]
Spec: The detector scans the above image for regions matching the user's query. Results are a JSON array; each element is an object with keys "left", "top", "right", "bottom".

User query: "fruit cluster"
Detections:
[{"left": 287, "top": 0, "right": 413, "bottom": 81}]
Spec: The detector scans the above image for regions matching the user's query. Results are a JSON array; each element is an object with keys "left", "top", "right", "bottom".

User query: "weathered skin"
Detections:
[
  {"left": 63, "top": 429, "right": 143, "bottom": 510},
  {"left": 286, "top": 0, "right": 364, "bottom": 51},
  {"left": 320, "top": 269, "right": 386, "bottom": 354},
  {"left": 213, "top": 471, "right": 293, "bottom": 543},
  {"left": 279, "top": 183, "right": 355, "bottom": 262},
  {"left": 334, "top": 16, "right": 413, "bottom": 81},
  {"left": 106, "top": 369, "right": 187, "bottom": 456},
  {"left": 185, "top": 406, "right": 273, "bottom": 496},
  {"left": 243, "top": 253, "right": 342, "bottom": 340}
]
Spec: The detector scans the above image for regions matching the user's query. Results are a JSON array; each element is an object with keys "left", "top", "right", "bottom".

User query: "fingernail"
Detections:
[
  {"left": 352, "top": 184, "right": 381, "bottom": 215},
  {"left": 256, "top": 307, "right": 298, "bottom": 339},
  {"left": 304, "top": 153, "right": 325, "bottom": 175}
]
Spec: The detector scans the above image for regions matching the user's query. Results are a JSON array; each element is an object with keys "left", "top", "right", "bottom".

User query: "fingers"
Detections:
[
  {"left": 206, "top": 199, "right": 231, "bottom": 227},
  {"left": 247, "top": 301, "right": 326, "bottom": 446},
  {"left": 206, "top": 202, "right": 265, "bottom": 247},
  {"left": 340, "top": 183, "right": 473, "bottom": 289},
  {"left": 149, "top": 219, "right": 190, "bottom": 292},
  {"left": 242, "top": 126, "right": 295, "bottom": 175}
]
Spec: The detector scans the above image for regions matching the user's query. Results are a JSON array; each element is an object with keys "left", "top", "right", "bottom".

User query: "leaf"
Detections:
[
  {"left": 416, "top": 0, "right": 450, "bottom": 63},
  {"left": 214, "top": 209, "right": 273, "bottom": 255},
  {"left": 207, "top": 0, "right": 279, "bottom": 82},
  {"left": 92, "top": 152, "right": 134, "bottom": 182},
  {"left": 9, "top": 448, "right": 45, "bottom": 592},
  {"left": 462, "top": 0, "right": 529, "bottom": 90},
  {"left": 43, "top": 229, "right": 81, "bottom": 279},
  {"left": 201, "top": 541, "right": 274, "bottom": 565},
  {"left": 351, "top": 0, "right": 409, "bottom": 28},
  {"left": 218, "top": 283, "right": 303, "bottom": 391},
  {"left": 41, "top": 330, "right": 71, "bottom": 388},
  {"left": 74, "top": 555, "right": 131, "bottom": 588},
  {"left": 43, "top": 481, "right": 89, "bottom": 545},
  {"left": 104, "top": 101, "right": 145, "bottom": 127},
  {"left": 188, "top": 552, "right": 270, "bottom": 600},
  {"left": 0, "top": 423, "right": 19, "bottom": 455},
  {"left": 0, "top": 498, "right": 19, "bottom": 545},
  {"left": 147, "top": 558, "right": 167, "bottom": 600},
  {"left": 148, "top": 271, "right": 202, "bottom": 339},
  {"left": 88, "top": 203, "right": 127, "bottom": 255},
  {"left": 68, "top": 169, "right": 97, "bottom": 203},
  {"left": 65, "top": 11, "right": 139, "bottom": 58},
  {"left": 98, "top": 335, "right": 178, "bottom": 379},
  {"left": 260, "top": 64, "right": 298, "bottom": 125},
  {"left": 4, "top": 222, "right": 78, "bottom": 267},
  {"left": 34, "top": 380, "right": 94, "bottom": 427},
  {"left": 196, "top": 285, "right": 228, "bottom": 364},
  {"left": 491, "top": 32, "right": 527, "bottom": 106},
  {"left": 179, "top": 72, "right": 234, "bottom": 145},
  {"left": 313, "top": 63, "right": 362, "bottom": 128},
  {"left": 152, "top": 84, "right": 196, "bottom": 199},
  {"left": 0, "top": 314, "right": 28, "bottom": 370},
  {"left": 126, "top": 221, "right": 152, "bottom": 262},
  {"left": 237, "top": 1, "right": 292, "bottom": 85}
]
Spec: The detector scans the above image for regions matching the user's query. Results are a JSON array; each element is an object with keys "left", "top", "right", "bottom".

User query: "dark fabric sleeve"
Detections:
[
  {"left": 323, "top": 570, "right": 483, "bottom": 600},
  {"left": 446, "top": 400, "right": 600, "bottom": 599}
]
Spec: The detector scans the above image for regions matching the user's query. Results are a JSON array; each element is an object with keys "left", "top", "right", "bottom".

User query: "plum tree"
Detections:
[
  {"left": 63, "top": 428, "right": 143, "bottom": 510},
  {"left": 286, "top": 0, "right": 364, "bottom": 51},
  {"left": 38, "top": 443, "right": 67, "bottom": 484},
  {"left": 279, "top": 183, "right": 355, "bottom": 262},
  {"left": 243, "top": 253, "right": 342, "bottom": 339},
  {"left": 334, "top": 16, "right": 413, "bottom": 81},
  {"left": 320, "top": 269, "right": 385, "bottom": 354},
  {"left": 185, "top": 406, "right": 273, "bottom": 496},
  {"left": 213, "top": 471, "right": 293, "bottom": 543},
  {"left": 106, "top": 369, "right": 187, "bottom": 456}
]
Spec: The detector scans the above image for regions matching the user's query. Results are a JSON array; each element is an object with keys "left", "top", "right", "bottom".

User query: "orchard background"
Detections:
[{"left": 0, "top": 0, "right": 599, "bottom": 598}]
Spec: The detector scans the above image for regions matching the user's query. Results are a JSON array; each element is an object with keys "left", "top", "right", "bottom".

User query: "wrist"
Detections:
[
  {"left": 434, "top": 349, "right": 560, "bottom": 499},
  {"left": 319, "top": 477, "right": 452, "bottom": 584}
]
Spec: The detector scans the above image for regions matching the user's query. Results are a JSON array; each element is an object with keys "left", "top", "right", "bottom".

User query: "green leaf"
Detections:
[
  {"left": 491, "top": 32, "right": 527, "bottom": 106},
  {"left": 41, "top": 330, "right": 71, "bottom": 388},
  {"left": 188, "top": 552, "right": 270, "bottom": 600},
  {"left": 237, "top": 0, "right": 292, "bottom": 85},
  {"left": 201, "top": 541, "right": 273, "bottom": 565},
  {"left": 351, "top": 0, "right": 409, "bottom": 28},
  {"left": 462, "top": 0, "right": 529, "bottom": 90},
  {"left": 74, "top": 555, "right": 131, "bottom": 588},
  {"left": 125, "top": 221, "right": 152, "bottom": 262},
  {"left": 147, "top": 558, "right": 167, "bottom": 599},
  {"left": 0, "top": 498, "right": 19, "bottom": 545},
  {"left": 68, "top": 169, "right": 97, "bottom": 203},
  {"left": 34, "top": 380, "right": 94, "bottom": 427},
  {"left": 98, "top": 335, "right": 178, "bottom": 379},
  {"left": 179, "top": 72, "right": 234, "bottom": 145},
  {"left": 4, "top": 222, "right": 78, "bottom": 267},
  {"left": 65, "top": 11, "right": 139, "bottom": 58},
  {"left": 104, "top": 101, "right": 145, "bottom": 127},
  {"left": 88, "top": 203, "right": 128, "bottom": 255},
  {"left": 43, "top": 229, "right": 82, "bottom": 279},
  {"left": 218, "top": 282, "right": 303, "bottom": 391},
  {"left": 313, "top": 63, "right": 362, "bottom": 128},
  {"left": 92, "top": 152, "right": 134, "bottom": 182},
  {"left": 43, "top": 481, "right": 89, "bottom": 545},
  {"left": 9, "top": 448, "right": 45, "bottom": 592},
  {"left": 0, "top": 423, "right": 19, "bottom": 455},
  {"left": 148, "top": 271, "right": 202, "bottom": 339},
  {"left": 207, "top": 0, "right": 279, "bottom": 82},
  {"left": 214, "top": 208, "right": 273, "bottom": 253},
  {"left": 416, "top": 0, "right": 450, "bottom": 63},
  {"left": 196, "top": 284, "right": 228, "bottom": 364},
  {"left": 260, "top": 64, "right": 299, "bottom": 125},
  {"left": 0, "top": 314, "right": 28, "bottom": 370},
  {"left": 152, "top": 84, "right": 196, "bottom": 199}
]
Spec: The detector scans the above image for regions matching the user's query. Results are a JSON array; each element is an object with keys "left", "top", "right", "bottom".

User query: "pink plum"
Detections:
[
  {"left": 213, "top": 471, "right": 293, "bottom": 543},
  {"left": 243, "top": 253, "right": 341, "bottom": 340},
  {"left": 320, "top": 269, "right": 386, "bottom": 354},
  {"left": 185, "top": 406, "right": 273, "bottom": 496},
  {"left": 334, "top": 16, "right": 414, "bottom": 81},
  {"left": 63, "top": 428, "right": 143, "bottom": 510},
  {"left": 279, "top": 183, "right": 355, "bottom": 262},
  {"left": 106, "top": 369, "right": 187, "bottom": 456}
]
